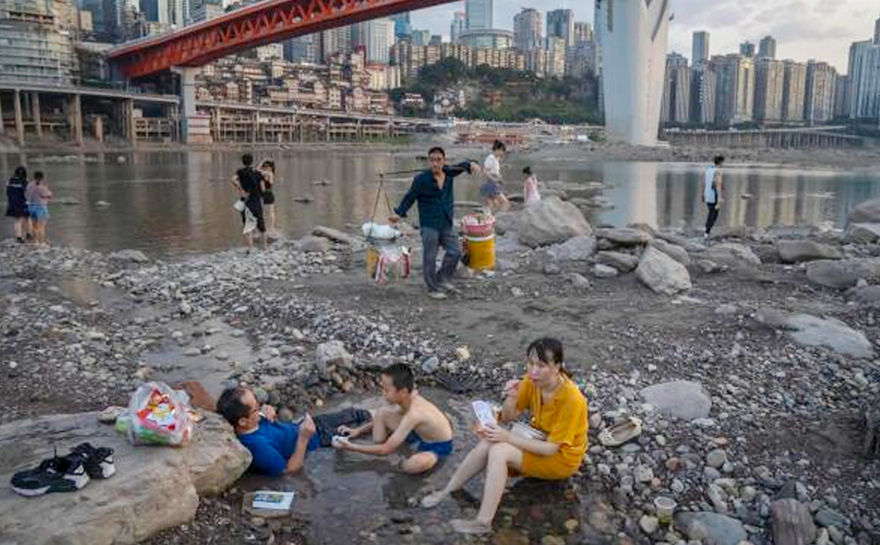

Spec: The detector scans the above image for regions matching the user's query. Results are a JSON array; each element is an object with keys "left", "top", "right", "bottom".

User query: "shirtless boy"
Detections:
[{"left": 332, "top": 363, "right": 454, "bottom": 474}]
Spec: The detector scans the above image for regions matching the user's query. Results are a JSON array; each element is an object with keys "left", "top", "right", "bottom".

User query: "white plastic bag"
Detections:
[
  {"left": 233, "top": 199, "right": 246, "bottom": 212},
  {"left": 362, "top": 222, "right": 400, "bottom": 240},
  {"left": 124, "top": 381, "right": 193, "bottom": 446}
]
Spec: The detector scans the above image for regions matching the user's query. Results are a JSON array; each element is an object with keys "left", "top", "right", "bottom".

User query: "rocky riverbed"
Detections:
[{"left": 2, "top": 195, "right": 880, "bottom": 545}]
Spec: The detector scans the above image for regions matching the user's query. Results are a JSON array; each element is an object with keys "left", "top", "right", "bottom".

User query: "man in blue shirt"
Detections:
[
  {"left": 390, "top": 147, "right": 480, "bottom": 300},
  {"left": 216, "top": 386, "right": 371, "bottom": 477}
]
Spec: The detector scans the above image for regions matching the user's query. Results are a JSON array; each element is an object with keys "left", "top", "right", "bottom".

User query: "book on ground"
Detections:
[{"left": 252, "top": 491, "right": 296, "bottom": 511}]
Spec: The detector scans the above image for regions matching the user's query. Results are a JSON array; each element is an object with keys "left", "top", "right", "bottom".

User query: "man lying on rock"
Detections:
[
  {"left": 331, "top": 363, "right": 455, "bottom": 474},
  {"left": 213, "top": 385, "right": 372, "bottom": 477}
]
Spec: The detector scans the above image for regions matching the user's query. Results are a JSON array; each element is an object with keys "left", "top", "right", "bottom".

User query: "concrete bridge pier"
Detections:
[
  {"left": 31, "top": 93, "right": 42, "bottom": 141},
  {"left": 173, "top": 66, "right": 205, "bottom": 144}
]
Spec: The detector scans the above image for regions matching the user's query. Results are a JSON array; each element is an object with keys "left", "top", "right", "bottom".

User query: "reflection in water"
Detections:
[{"left": 2, "top": 151, "right": 879, "bottom": 258}]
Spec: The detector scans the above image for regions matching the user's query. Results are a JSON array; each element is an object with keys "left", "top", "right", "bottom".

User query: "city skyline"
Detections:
[{"left": 409, "top": 0, "right": 877, "bottom": 73}]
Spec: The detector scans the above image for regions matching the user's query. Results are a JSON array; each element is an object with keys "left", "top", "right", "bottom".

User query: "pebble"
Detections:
[
  {"left": 640, "top": 515, "right": 659, "bottom": 535},
  {"left": 706, "top": 449, "right": 727, "bottom": 468}
]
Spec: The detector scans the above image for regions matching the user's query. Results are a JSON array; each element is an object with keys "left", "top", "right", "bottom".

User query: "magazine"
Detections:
[
  {"left": 471, "top": 400, "right": 498, "bottom": 428},
  {"left": 252, "top": 491, "right": 296, "bottom": 511}
]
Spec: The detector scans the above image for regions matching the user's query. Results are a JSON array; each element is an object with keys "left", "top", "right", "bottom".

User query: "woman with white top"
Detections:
[
  {"left": 480, "top": 140, "right": 510, "bottom": 213},
  {"left": 703, "top": 156, "right": 724, "bottom": 239}
]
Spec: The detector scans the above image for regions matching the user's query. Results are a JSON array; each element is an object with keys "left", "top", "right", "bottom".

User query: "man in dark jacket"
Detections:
[{"left": 390, "top": 147, "right": 480, "bottom": 299}]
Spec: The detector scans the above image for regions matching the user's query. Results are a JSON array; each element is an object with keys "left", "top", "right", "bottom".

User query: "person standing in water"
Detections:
[
  {"left": 6, "top": 166, "right": 29, "bottom": 243},
  {"left": 230, "top": 154, "right": 268, "bottom": 251},
  {"left": 703, "top": 155, "right": 724, "bottom": 240},
  {"left": 480, "top": 140, "right": 510, "bottom": 213},
  {"left": 25, "top": 171, "right": 52, "bottom": 245},
  {"left": 258, "top": 160, "right": 279, "bottom": 235}
]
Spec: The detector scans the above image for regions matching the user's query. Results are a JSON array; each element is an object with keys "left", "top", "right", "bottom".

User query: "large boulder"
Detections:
[
  {"left": 776, "top": 240, "right": 843, "bottom": 263},
  {"left": 704, "top": 243, "right": 761, "bottom": 266},
  {"left": 785, "top": 314, "right": 875, "bottom": 359},
  {"left": 296, "top": 235, "right": 331, "bottom": 253},
  {"left": 650, "top": 238, "right": 690, "bottom": 266},
  {"left": 848, "top": 198, "right": 880, "bottom": 224},
  {"left": 771, "top": 499, "right": 817, "bottom": 545},
  {"left": 806, "top": 258, "right": 880, "bottom": 289},
  {"left": 595, "top": 227, "right": 652, "bottom": 247},
  {"left": 493, "top": 211, "right": 520, "bottom": 236},
  {"left": 640, "top": 380, "right": 711, "bottom": 420},
  {"left": 674, "top": 512, "right": 747, "bottom": 545},
  {"left": 517, "top": 196, "right": 592, "bottom": 248},
  {"left": 636, "top": 246, "right": 692, "bottom": 296},
  {"left": 0, "top": 411, "right": 250, "bottom": 545},
  {"left": 846, "top": 223, "right": 880, "bottom": 244},
  {"left": 544, "top": 236, "right": 596, "bottom": 261},
  {"left": 312, "top": 226, "right": 354, "bottom": 245},
  {"left": 595, "top": 251, "right": 639, "bottom": 272},
  {"left": 847, "top": 285, "right": 880, "bottom": 309},
  {"left": 315, "top": 340, "right": 353, "bottom": 375}
]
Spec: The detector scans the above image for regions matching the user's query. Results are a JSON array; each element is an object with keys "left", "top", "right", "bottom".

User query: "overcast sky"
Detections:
[{"left": 409, "top": 0, "right": 879, "bottom": 73}]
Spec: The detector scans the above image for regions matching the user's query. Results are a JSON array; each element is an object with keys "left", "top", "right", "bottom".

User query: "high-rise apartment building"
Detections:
[
  {"left": 692, "top": 31, "right": 709, "bottom": 65},
  {"left": 450, "top": 11, "right": 465, "bottom": 44},
  {"left": 573, "top": 21, "right": 591, "bottom": 45},
  {"left": 758, "top": 35, "right": 776, "bottom": 59},
  {"left": 874, "top": 14, "right": 879, "bottom": 45},
  {"left": 660, "top": 53, "right": 690, "bottom": 124},
  {"left": 753, "top": 58, "right": 784, "bottom": 122},
  {"left": 189, "top": 0, "right": 222, "bottom": 24},
  {"left": 465, "top": 0, "right": 491, "bottom": 30},
  {"left": 848, "top": 39, "right": 880, "bottom": 119},
  {"left": 690, "top": 65, "right": 716, "bottom": 124},
  {"left": 834, "top": 75, "right": 851, "bottom": 119},
  {"left": 546, "top": 8, "right": 574, "bottom": 47},
  {"left": 0, "top": 0, "right": 78, "bottom": 83},
  {"left": 739, "top": 41, "right": 755, "bottom": 57},
  {"left": 513, "top": 8, "right": 541, "bottom": 52},
  {"left": 353, "top": 19, "right": 395, "bottom": 64},
  {"left": 411, "top": 29, "right": 430, "bottom": 46},
  {"left": 284, "top": 35, "right": 318, "bottom": 64},
  {"left": 390, "top": 12, "right": 410, "bottom": 39},
  {"left": 782, "top": 60, "right": 807, "bottom": 122},
  {"left": 546, "top": 35, "right": 566, "bottom": 76},
  {"left": 805, "top": 61, "right": 837, "bottom": 124},
  {"left": 711, "top": 54, "right": 755, "bottom": 124},
  {"left": 321, "top": 25, "right": 353, "bottom": 62}
]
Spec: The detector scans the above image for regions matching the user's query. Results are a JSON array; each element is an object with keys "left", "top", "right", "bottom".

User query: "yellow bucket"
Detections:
[
  {"left": 366, "top": 245, "right": 380, "bottom": 277},
  {"left": 466, "top": 234, "right": 495, "bottom": 271}
]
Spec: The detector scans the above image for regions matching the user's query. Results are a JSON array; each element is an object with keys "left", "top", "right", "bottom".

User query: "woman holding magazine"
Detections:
[{"left": 421, "top": 337, "right": 588, "bottom": 534}]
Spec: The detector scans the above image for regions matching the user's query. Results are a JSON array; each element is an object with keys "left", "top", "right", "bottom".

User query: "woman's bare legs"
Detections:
[
  {"left": 448, "top": 442, "right": 523, "bottom": 534},
  {"left": 422, "top": 439, "right": 492, "bottom": 507}
]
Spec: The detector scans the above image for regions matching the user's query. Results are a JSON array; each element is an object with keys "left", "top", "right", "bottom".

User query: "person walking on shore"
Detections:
[
  {"left": 390, "top": 147, "right": 480, "bottom": 300},
  {"left": 703, "top": 155, "right": 724, "bottom": 240},
  {"left": 258, "top": 160, "right": 279, "bottom": 235},
  {"left": 522, "top": 166, "right": 541, "bottom": 205},
  {"left": 25, "top": 171, "right": 52, "bottom": 245},
  {"left": 6, "top": 166, "right": 29, "bottom": 243},
  {"left": 230, "top": 154, "right": 268, "bottom": 251},
  {"left": 480, "top": 140, "right": 510, "bottom": 213}
]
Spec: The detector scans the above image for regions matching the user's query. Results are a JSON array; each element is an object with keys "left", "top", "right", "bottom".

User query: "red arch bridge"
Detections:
[{"left": 109, "top": 0, "right": 454, "bottom": 79}]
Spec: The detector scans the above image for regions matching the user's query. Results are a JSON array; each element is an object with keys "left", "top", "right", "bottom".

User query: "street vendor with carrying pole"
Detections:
[{"left": 389, "top": 146, "right": 481, "bottom": 300}]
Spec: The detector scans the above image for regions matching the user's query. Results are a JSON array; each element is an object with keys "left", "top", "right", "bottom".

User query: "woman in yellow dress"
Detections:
[{"left": 421, "top": 337, "right": 588, "bottom": 534}]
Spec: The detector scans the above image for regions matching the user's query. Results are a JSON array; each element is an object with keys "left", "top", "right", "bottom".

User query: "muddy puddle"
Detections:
[{"left": 232, "top": 390, "right": 607, "bottom": 545}]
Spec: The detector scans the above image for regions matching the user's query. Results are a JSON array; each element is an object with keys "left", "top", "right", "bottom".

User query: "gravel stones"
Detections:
[{"left": 674, "top": 512, "right": 747, "bottom": 545}]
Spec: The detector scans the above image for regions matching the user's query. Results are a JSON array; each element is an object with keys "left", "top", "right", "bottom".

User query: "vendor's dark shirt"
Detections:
[
  {"left": 237, "top": 167, "right": 264, "bottom": 204},
  {"left": 394, "top": 162, "right": 473, "bottom": 231}
]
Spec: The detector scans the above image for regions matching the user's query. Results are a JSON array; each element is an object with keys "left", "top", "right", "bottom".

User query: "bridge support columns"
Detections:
[
  {"left": 13, "top": 91, "right": 24, "bottom": 146},
  {"left": 70, "top": 94, "right": 83, "bottom": 145},
  {"left": 31, "top": 93, "right": 42, "bottom": 140},
  {"left": 173, "top": 66, "right": 203, "bottom": 144}
]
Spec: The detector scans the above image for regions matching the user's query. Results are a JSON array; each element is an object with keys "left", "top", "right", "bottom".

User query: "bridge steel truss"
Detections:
[{"left": 109, "top": 0, "right": 452, "bottom": 79}]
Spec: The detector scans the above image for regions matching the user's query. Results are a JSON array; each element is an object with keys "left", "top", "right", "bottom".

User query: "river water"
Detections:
[{"left": 3, "top": 148, "right": 879, "bottom": 259}]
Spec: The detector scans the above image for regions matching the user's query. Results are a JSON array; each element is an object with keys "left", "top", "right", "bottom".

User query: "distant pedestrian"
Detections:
[
  {"left": 25, "top": 171, "right": 52, "bottom": 245},
  {"left": 480, "top": 140, "right": 510, "bottom": 213},
  {"left": 390, "top": 146, "right": 480, "bottom": 300},
  {"left": 258, "top": 160, "right": 279, "bottom": 234},
  {"left": 703, "top": 155, "right": 724, "bottom": 239},
  {"left": 6, "top": 166, "right": 29, "bottom": 243},
  {"left": 522, "top": 166, "right": 541, "bottom": 205},
  {"left": 230, "top": 154, "right": 268, "bottom": 251}
]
